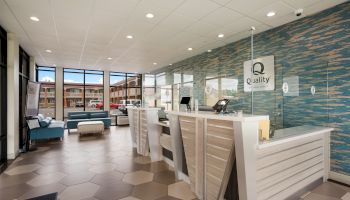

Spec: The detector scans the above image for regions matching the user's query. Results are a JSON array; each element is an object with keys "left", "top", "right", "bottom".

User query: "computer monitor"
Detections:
[
  {"left": 213, "top": 99, "right": 230, "bottom": 113},
  {"left": 180, "top": 97, "right": 191, "bottom": 111},
  {"left": 180, "top": 97, "right": 191, "bottom": 104}
]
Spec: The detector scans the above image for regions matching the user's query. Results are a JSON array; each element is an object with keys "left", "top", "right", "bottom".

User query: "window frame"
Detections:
[
  {"left": 36, "top": 66, "right": 56, "bottom": 119},
  {"left": 63, "top": 68, "right": 104, "bottom": 118}
]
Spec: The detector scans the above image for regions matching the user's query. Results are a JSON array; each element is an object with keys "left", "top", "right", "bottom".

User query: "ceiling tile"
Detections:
[
  {"left": 250, "top": 1, "right": 295, "bottom": 27},
  {"left": 225, "top": 0, "right": 279, "bottom": 15},
  {"left": 200, "top": 7, "right": 243, "bottom": 27},
  {"left": 175, "top": 0, "right": 221, "bottom": 20}
]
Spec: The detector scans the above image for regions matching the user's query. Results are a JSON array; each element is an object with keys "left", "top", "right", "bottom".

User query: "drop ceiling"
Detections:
[{"left": 0, "top": 0, "right": 346, "bottom": 73}]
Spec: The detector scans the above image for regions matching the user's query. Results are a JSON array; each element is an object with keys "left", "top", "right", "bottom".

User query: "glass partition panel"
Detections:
[{"left": 252, "top": 58, "right": 329, "bottom": 138}]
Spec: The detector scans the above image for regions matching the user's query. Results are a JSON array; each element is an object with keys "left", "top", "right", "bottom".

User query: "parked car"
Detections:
[
  {"left": 96, "top": 102, "right": 120, "bottom": 109},
  {"left": 88, "top": 100, "right": 101, "bottom": 108},
  {"left": 120, "top": 99, "right": 141, "bottom": 106},
  {"left": 75, "top": 101, "right": 84, "bottom": 107}
]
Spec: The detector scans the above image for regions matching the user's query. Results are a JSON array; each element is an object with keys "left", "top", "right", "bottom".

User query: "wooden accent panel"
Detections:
[
  {"left": 179, "top": 116, "right": 197, "bottom": 191},
  {"left": 256, "top": 134, "right": 325, "bottom": 200},
  {"left": 139, "top": 110, "right": 150, "bottom": 156},
  {"left": 205, "top": 119, "right": 235, "bottom": 200}
]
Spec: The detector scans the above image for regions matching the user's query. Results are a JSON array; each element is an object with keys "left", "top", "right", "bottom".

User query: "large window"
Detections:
[
  {"left": 37, "top": 66, "right": 56, "bottom": 118},
  {"left": 109, "top": 72, "right": 142, "bottom": 113},
  {"left": 143, "top": 74, "right": 156, "bottom": 107},
  {"left": 63, "top": 69, "right": 104, "bottom": 118}
]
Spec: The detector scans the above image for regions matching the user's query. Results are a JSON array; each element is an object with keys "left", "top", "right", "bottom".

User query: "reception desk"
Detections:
[{"left": 167, "top": 111, "right": 332, "bottom": 200}]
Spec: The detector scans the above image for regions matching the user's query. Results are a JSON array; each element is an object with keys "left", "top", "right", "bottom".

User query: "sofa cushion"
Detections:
[
  {"left": 39, "top": 118, "right": 51, "bottom": 128},
  {"left": 69, "top": 113, "right": 89, "bottom": 119},
  {"left": 38, "top": 114, "right": 45, "bottom": 121},
  {"left": 90, "top": 112, "right": 107, "bottom": 118}
]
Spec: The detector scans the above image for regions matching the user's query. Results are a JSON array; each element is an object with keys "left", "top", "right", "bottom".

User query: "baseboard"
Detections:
[{"left": 329, "top": 171, "right": 350, "bottom": 186}]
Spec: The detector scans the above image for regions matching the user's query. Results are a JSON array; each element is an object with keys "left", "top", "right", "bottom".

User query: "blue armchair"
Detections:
[{"left": 29, "top": 114, "right": 65, "bottom": 141}]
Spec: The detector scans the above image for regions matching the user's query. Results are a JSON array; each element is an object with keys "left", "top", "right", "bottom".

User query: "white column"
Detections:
[
  {"left": 29, "top": 56, "right": 36, "bottom": 81},
  {"left": 7, "top": 33, "right": 19, "bottom": 159},
  {"left": 56, "top": 67, "right": 63, "bottom": 120},
  {"left": 104, "top": 70, "right": 110, "bottom": 112}
]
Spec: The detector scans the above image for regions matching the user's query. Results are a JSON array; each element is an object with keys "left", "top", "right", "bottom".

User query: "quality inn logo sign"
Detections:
[{"left": 244, "top": 55, "right": 275, "bottom": 92}]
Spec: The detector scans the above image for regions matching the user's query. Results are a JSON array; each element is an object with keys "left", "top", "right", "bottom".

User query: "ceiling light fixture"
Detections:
[
  {"left": 267, "top": 11, "right": 276, "bottom": 17},
  {"left": 207, "top": 49, "right": 212, "bottom": 52},
  {"left": 218, "top": 33, "right": 224, "bottom": 38},
  {"left": 107, "top": 57, "right": 112, "bottom": 60},
  {"left": 126, "top": 35, "right": 133, "bottom": 39},
  {"left": 153, "top": 62, "right": 157, "bottom": 65},
  {"left": 146, "top": 13, "right": 154, "bottom": 18},
  {"left": 169, "top": 64, "right": 172, "bottom": 66},
  {"left": 30, "top": 16, "right": 40, "bottom": 22},
  {"left": 188, "top": 47, "right": 193, "bottom": 51},
  {"left": 45, "top": 49, "right": 52, "bottom": 53}
]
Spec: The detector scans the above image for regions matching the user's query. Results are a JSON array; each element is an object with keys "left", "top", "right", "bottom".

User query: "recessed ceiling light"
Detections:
[
  {"left": 153, "top": 62, "right": 157, "bottom": 65},
  {"left": 107, "top": 57, "right": 112, "bottom": 60},
  {"left": 169, "top": 64, "right": 172, "bottom": 66},
  {"left": 267, "top": 11, "right": 276, "bottom": 17},
  {"left": 146, "top": 13, "right": 154, "bottom": 18},
  {"left": 126, "top": 35, "right": 133, "bottom": 39},
  {"left": 30, "top": 16, "right": 39, "bottom": 22},
  {"left": 207, "top": 49, "right": 212, "bottom": 52},
  {"left": 45, "top": 49, "right": 52, "bottom": 53},
  {"left": 188, "top": 47, "right": 193, "bottom": 51},
  {"left": 218, "top": 33, "right": 224, "bottom": 38}
]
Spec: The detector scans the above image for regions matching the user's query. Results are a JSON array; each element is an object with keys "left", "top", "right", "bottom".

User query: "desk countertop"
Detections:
[{"left": 167, "top": 110, "right": 269, "bottom": 122}]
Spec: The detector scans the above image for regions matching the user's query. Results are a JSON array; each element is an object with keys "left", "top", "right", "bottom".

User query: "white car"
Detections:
[{"left": 88, "top": 100, "right": 101, "bottom": 108}]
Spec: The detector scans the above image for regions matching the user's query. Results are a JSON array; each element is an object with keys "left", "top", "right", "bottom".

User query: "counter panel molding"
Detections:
[
  {"left": 205, "top": 119, "right": 235, "bottom": 200},
  {"left": 256, "top": 131, "right": 329, "bottom": 200}
]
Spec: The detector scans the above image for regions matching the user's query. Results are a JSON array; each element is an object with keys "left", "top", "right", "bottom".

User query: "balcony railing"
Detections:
[{"left": 40, "top": 92, "right": 55, "bottom": 98}]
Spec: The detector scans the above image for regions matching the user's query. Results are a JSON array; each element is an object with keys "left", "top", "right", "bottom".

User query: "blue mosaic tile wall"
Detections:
[{"left": 151, "top": 2, "right": 350, "bottom": 176}]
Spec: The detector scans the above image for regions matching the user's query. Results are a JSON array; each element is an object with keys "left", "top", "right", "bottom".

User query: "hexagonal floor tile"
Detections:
[
  {"left": 122, "top": 170, "right": 153, "bottom": 185},
  {"left": 5, "top": 164, "right": 42, "bottom": 176},
  {"left": 59, "top": 182, "right": 100, "bottom": 200},
  {"left": 26, "top": 172, "right": 66, "bottom": 187},
  {"left": 90, "top": 171, "right": 124, "bottom": 186},
  {"left": 89, "top": 163, "right": 115, "bottom": 174},
  {"left": 118, "top": 196, "right": 141, "bottom": 200},
  {"left": 153, "top": 170, "right": 176, "bottom": 185},
  {"left": 168, "top": 181, "right": 196, "bottom": 200},
  {"left": 132, "top": 182, "right": 168, "bottom": 200},
  {"left": 133, "top": 156, "right": 152, "bottom": 164},
  {"left": 94, "top": 180, "right": 133, "bottom": 200},
  {"left": 59, "top": 171, "right": 95, "bottom": 186}
]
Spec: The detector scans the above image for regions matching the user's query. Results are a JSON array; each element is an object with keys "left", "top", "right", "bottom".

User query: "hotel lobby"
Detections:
[{"left": 0, "top": 0, "right": 349, "bottom": 200}]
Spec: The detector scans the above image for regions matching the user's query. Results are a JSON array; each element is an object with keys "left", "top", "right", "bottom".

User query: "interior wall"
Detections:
[
  {"left": 151, "top": 2, "right": 350, "bottom": 176},
  {"left": 6, "top": 32, "right": 19, "bottom": 159}
]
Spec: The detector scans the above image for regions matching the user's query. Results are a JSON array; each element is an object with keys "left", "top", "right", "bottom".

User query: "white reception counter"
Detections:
[{"left": 128, "top": 109, "right": 333, "bottom": 200}]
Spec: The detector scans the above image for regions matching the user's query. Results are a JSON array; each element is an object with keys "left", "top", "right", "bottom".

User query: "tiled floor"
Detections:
[
  {"left": 0, "top": 126, "right": 349, "bottom": 200},
  {"left": 300, "top": 181, "right": 350, "bottom": 200},
  {"left": 0, "top": 127, "right": 196, "bottom": 200}
]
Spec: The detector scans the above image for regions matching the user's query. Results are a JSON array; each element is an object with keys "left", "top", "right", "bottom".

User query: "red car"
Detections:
[{"left": 96, "top": 102, "right": 120, "bottom": 109}]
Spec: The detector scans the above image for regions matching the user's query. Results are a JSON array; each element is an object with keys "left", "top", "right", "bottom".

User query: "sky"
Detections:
[{"left": 38, "top": 71, "right": 103, "bottom": 84}]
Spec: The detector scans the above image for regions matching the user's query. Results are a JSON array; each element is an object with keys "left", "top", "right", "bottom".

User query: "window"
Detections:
[
  {"left": 143, "top": 74, "right": 156, "bottom": 107},
  {"left": 109, "top": 72, "right": 142, "bottom": 125},
  {"left": 63, "top": 68, "right": 104, "bottom": 118},
  {"left": 37, "top": 66, "right": 56, "bottom": 118},
  {"left": 205, "top": 76, "right": 239, "bottom": 106}
]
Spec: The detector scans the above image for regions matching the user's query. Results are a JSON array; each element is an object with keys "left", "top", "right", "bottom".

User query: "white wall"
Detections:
[
  {"left": 104, "top": 70, "right": 110, "bottom": 112},
  {"left": 55, "top": 67, "right": 63, "bottom": 120},
  {"left": 7, "top": 33, "right": 19, "bottom": 159}
]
